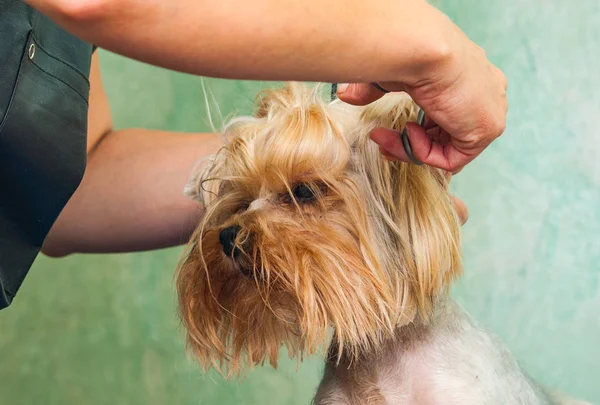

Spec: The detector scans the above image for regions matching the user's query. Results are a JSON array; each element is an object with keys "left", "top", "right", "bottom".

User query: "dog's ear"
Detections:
[
  {"left": 184, "top": 154, "right": 223, "bottom": 206},
  {"left": 186, "top": 83, "right": 298, "bottom": 205},
  {"left": 184, "top": 160, "right": 210, "bottom": 205},
  {"left": 395, "top": 164, "right": 462, "bottom": 316},
  {"left": 352, "top": 94, "right": 462, "bottom": 320}
]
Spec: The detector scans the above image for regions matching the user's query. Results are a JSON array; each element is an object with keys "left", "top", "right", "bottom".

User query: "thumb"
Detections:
[{"left": 336, "top": 83, "right": 386, "bottom": 106}]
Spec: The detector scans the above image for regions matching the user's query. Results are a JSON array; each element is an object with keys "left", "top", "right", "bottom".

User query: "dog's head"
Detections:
[{"left": 178, "top": 83, "right": 462, "bottom": 375}]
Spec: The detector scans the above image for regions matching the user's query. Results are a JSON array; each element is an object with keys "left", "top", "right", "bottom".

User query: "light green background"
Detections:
[{"left": 1, "top": 0, "right": 599, "bottom": 403}]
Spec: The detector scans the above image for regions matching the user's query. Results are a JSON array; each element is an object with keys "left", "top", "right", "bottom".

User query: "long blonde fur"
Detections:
[{"left": 177, "top": 82, "right": 462, "bottom": 377}]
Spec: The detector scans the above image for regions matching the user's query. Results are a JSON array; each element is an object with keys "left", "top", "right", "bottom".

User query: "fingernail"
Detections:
[{"left": 337, "top": 83, "right": 349, "bottom": 93}]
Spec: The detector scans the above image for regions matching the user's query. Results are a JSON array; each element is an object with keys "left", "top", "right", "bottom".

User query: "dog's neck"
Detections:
[
  {"left": 317, "top": 296, "right": 464, "bottom": 403},
  {"left": 315, "top": 296, "right": 556, "bottom": 405},
  {"left": 327, "top": 295, "right": 454, "bottom": 366}
]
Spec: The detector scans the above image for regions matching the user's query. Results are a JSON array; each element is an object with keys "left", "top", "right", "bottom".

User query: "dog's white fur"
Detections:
[{"left": 315, "top": 298, "right": 590, "bottom": 405}]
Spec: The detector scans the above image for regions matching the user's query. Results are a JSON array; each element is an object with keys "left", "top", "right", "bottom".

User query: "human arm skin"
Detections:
[
  {"left": 41, "top": 53, "right": 221, "bottom": 257},
  {"left": 24, "top": 0, "right": 455, "bottom": 86},
  {"left": 26, "top": 0, "right": 507, "bottom": 173}
]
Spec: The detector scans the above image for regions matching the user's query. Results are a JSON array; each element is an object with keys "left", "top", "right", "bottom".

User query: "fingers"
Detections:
[
  {"left": 371, "top": 128, "right": 412, "bottom": 162},
  {"left": 451, "top": 195, "right": 469, "bottom": 225},
  {"left": 336, "top": 83, "right": 387, "bottom": 106},
  {"left": 371, "top": 123, "right": 474, "bottom": 173}
]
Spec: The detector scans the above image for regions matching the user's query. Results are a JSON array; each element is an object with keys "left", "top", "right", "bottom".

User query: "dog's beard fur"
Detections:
[{"left": 177, "top": 83, "right": 462, "bottom": 376}]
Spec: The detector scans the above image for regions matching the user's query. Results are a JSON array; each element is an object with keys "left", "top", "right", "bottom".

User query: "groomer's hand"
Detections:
[
  {"left": 338, "top": 35, "right": 507, "bottom": 174},
  {"left": 453, "top": 195, "right": 469, "bottom": 225}
]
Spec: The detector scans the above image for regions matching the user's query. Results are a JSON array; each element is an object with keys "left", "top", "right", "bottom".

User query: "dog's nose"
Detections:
[{"left": 219, "top": 225, "right": 242, "bottom": 258}]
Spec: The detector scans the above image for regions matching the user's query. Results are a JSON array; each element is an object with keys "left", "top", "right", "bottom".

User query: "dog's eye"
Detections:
[
  {"left": 237, "top": 201, "right": 251, "bottom": 212},
  {"left": 292, "top": 183, "right": 316, "bottom": 202}
]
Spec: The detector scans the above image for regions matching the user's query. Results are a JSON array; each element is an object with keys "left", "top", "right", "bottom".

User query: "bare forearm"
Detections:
[
  {"left": 25, "top": 0, "right": 457, "bottom": 85},
  {"left": 42, "top": 129, "right": 220, "bottom": 257}
]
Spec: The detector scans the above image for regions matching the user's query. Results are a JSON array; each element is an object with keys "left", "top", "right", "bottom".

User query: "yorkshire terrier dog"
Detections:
[{"left": 178, "top": 83, "right": 590, "bottom": 405}]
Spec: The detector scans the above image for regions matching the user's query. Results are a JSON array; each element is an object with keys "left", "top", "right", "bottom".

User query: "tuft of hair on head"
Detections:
[{"left": 254, "top": 82, "right": 323, "bottom": 119}]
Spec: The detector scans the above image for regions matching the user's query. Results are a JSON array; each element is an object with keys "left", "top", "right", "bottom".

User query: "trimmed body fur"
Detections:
[{"left": 315, "top": 299, "right": 587, "bottom": 405}]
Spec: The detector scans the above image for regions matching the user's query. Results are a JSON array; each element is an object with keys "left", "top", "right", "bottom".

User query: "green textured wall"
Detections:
[{"left": 1, "top": 0, "right": 599, "bottom": 403}]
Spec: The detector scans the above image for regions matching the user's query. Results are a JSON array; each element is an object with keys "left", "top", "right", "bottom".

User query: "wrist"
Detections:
[{"left": 375, "top": 1, "right": 463, "bottom": 88}]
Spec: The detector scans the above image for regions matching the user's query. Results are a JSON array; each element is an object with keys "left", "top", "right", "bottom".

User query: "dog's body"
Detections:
[
  {"left": 316, "top": 298, "right": 580, "bottom": 405},
  {"left": 179, "top": 83, "right": 590, "bottom": 405}
]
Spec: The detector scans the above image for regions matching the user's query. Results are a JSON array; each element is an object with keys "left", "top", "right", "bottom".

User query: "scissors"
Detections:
[{"left": 331, "top": 83, "right": 423, "bottom": 165}]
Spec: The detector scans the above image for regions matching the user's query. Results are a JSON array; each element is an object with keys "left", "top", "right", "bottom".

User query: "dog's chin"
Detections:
[
  {"left": 188, "top": 233, "right": 394, "bottom": 372},
  {"left": 184, "top": 256, "right": 329, "bottom": 373}
]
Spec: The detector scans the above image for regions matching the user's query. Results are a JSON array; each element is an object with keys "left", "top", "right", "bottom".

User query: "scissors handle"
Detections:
[{"left": 403, "top": 109, "right": 425, "bottom": 166}]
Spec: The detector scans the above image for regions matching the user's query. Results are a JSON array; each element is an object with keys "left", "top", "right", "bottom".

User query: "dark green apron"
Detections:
[{"left": 0, "top": 1, "right": 93, "bottom": 309}]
